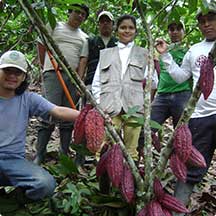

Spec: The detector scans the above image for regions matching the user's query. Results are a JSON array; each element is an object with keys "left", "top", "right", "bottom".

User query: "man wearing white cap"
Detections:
[
  {"left": 0, "top": 50, "right": 79, "bottom": 202},
  {"left": 80, "top": 10, "right": 117, "bottom": 85}
]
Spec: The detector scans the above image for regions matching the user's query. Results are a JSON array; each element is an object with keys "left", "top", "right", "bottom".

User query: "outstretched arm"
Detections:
[{"left": 50, "top": 106, "right": 80, "bottom": 122}]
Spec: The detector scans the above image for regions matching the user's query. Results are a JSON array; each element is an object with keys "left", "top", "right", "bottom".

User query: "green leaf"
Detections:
[
  {"left": 47, "top": 7, "right": 57, "bottom": 29},
  {"left": 150, "top": 120, "right": 162, "bottom": 131},
  {"left": 58, "top": 154, "right": 78, "bottom": 174}
]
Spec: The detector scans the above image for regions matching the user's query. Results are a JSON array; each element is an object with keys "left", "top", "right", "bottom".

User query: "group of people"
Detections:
[{"left": 0, "top": 2, "right": 216, "bottom": 216}]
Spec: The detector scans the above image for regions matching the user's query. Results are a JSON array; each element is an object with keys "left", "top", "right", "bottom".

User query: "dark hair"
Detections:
[
  {"left": 15, "top": 73, "right": 29, "bottom": 95},
  {"left": 116, "top": 14, "right": 137, "bottom": 31},
  {"left": 69, "top": 4, "right": 89, "bottom": 19}
]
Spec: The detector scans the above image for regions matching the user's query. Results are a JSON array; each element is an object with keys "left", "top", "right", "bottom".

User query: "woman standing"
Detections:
[{"left": 92, "top": 14, "right": 157, "bottom": 160}]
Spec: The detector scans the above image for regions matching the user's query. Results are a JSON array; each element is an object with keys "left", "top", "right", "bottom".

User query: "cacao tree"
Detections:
[{"left": 1, "top": 0, "right": 216, "bottom": 215}]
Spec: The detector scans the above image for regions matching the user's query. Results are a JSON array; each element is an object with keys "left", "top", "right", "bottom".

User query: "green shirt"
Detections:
[{"left": 157, "top": 43, "right": 192, "bottom": 93}]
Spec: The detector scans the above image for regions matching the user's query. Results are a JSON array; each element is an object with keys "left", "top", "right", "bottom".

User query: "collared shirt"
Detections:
[{"left": 118, "top": 41, "right": 134, "bottom": 79}]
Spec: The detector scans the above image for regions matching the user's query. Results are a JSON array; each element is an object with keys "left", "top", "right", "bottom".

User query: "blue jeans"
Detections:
[
  {"left": 0, "top": 155, "right": 56, "bottom": 200},
  {"left": 187, "top": 114, "right": 216, "bottom": 183},
  {"left": 151, "top": 91, "right": 191, "bottom": 129}
]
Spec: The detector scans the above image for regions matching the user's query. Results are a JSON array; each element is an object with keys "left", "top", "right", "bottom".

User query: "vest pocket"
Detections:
[
  {"left": 129, "top": 67, "right": 144, "bottom": 82},
  {"left": 100, "top": 67, "right": 110, "bottom": 84}
]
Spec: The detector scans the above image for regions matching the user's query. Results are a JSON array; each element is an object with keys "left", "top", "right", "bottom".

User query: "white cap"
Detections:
[
  {"left": 97, "top": 11, "right": 114, "bottom": 21},
  {"left": 0, "top": 50, "right": 28, "bottom": 73}
]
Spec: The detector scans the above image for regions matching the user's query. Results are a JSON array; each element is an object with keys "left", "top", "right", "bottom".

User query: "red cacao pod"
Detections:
[
  {"left": 160, "top": 193, "right": 189, "bottom": 213},
  {"left": 137, "top": 206, "right": 148, "bottom": 216},
  {"left": 153, "top": 178, "right": 165, "bottom": 201},
  {"left": 85, "top": 108, "right": 105, "bottom": 153},
  {"left": 198, "top": 55, "right": 214, "bottom": 100},
  {"left": 96, "top": 148, "right": 110, "bottom": 177},
  {"left": 186, "top": 146, "right": 207, "bottom": 168},
  {"left": 106, "top": 144, "right": 124, "bottom": 187},
  {"left": 148, "top": 200, "right": 165, "bottom": 216},
  {"left": 120, "top": 164, "right": 135, "bottom": 203},
  {"left": 151, "top": 132, "right": 161, "bottom": 152},
  {"left": 73, "top": 104, "right": 92, "bottom": 144},
  {"left": 169, "top": 153, "right": 187, "bottom": 182},
  {"left": 154, "top": 59, "right": 161, "bottom": 75},
  {"left": 173, "top": 124, "right": 192, "bottom": 162},
  {"left": 162, "top": 208, "right": 172, "bottom": 216}
]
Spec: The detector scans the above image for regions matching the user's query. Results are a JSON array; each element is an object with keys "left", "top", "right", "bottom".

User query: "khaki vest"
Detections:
[{"left": 99, "top": 45, "right": 148, "bottom": 116}]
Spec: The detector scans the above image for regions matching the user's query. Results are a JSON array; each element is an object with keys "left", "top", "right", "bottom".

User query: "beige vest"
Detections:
[{"left": 99, "top": 45, "right": 148, "bottom": 116}]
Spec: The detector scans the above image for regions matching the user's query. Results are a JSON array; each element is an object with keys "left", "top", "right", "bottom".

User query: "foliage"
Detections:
[{"left": 0, "top": 0, "right": 215, "bottom": 215}]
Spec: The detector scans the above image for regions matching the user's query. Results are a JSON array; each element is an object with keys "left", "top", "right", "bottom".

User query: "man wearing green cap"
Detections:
[
  {"left": 0, "top": 50, "right": 79, "bottom": 202},
  {"left": 151, "top": 20, "right": 192, "bottom": 131},
  {"left": 155, "top": 2, "right": 216, "bottom": 215}
]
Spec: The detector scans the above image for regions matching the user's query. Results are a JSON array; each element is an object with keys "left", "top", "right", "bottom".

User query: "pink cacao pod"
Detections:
[
  {"left": 173, "top": 124, "right": 192, "bottom": 162},
  {"left": 120, "top": 164, "right": 135, "bottom": 203},
  {"left": 137, "top": 206, "right": 148, "bottom": 216},
  {"left": 186, "top": 146, "right": 207, "bottom": 168},
  {"left": 198, "top": 55, "right": 214, "bottom": 100},
  {"left": 85, "top": 108, "right": 105, "bottom": 153},
  {"left": 148, "top": 200, "right": 165, "bottom": 216},
  {"left": 169, "top": 153, "right": 187, "bottom": 182},
  {"left": 106, "top": 144, "right": 124, "bottom": 187},
  {"left": 162, "top": 208, "right": 172, "bottom": 216},
  {"left": 153, "top": 178, "right": 165, "bottom": 201},
  {"left": 96, "top": 148, "right": 110, "bottom": 177},
  {"left": 160, "top": 193, "right": 189, "bottom": 213},
  {"left": 73, "top": 104, "right": 92, "bottom": 144}
]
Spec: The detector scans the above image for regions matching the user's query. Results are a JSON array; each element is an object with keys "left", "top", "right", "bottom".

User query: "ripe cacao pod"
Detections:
[
  {"left": 137, "top": 206, "right": 148, "bottom": 216},
  {"left": 169, "top": 153, "right": 187, "bottom": 182},
  {"left": 173, "top": 124, "right": 192, "bottom": 162},
  {"left": 106, "top": 144, "right": 124, "bottom": 187},
  {"left": 162, "top": 208, "right": 172, "bottom": 216},
  {"left": 148, "top": 200, "right": 165, "bottom": 216},
  {"left": 153, "top": 178, "right": 165, "bottom": 200},
  {"left": 73, "top": 104, "right": 92, "bottom": 144},
  {"left": 198, "top": 55, "right": 214, "bottom": 100},
  {"left": 154, "top": 59, "right": 161, "bottom": 75},
  {"left": 120, "top": 164, "right": 135, "bottom": 203},
  {"left": 160, "top": 193, "right": 189, "bottom": 213},
  {"left": 151, "top": 132, "right": 161, "bottom": 152},
  {"left": 85, "top": 108, "right": 105, "bottom": 153},
  {"left": 186, "top": 146, "right": 207, "bottom": 168},
  {"left": 96, "top": 148, "right": 110, "bottom": 177}
]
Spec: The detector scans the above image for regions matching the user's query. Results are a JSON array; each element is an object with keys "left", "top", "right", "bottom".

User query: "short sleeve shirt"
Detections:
[{"left": 0, "top": 92, "right": 55, "bottom": 157}]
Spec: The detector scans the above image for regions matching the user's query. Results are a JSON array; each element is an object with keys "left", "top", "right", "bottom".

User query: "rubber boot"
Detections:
[
  {"left": 172, "top": 181, "right": 195, "bottom": 216},
  {"left": 59, "top": 128, "right": 73, "bottom": 154},
  {"left": 34, "top": 128, "right": 53, "bottom": 165}
]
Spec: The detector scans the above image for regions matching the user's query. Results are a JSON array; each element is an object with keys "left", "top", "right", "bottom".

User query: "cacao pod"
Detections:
[
  {"left": 85, "top": 108, "right": 105, "bottom": 153},
  {"left": 96, "top": 148, "right": 110, "bottom": 177},
  {"left": 173, "top": 124, "right": 192, "bottom": 162},
  {"left": 148, "top": 200, "right": 165, "bottom": 216},
  {"left": 120, "top": 164, "right": 135, "bottom": 203},
  {"left": 160, "top": 193, "right": 189, "bottom": 213},
  {"left": 198, "top": 55, "right": 214, "bottom": 100},
  {"left": 153, "top": 178, "right": 165, "bottom": 200},
  {"left": 137, "top": 206, "right": 148, "bottom": 216},
  {"left": 73, "top": 104, "right": 92, "bottom": 144},
  {"left": 151, "top": 132, "right": 161, "bottom": 152},
  {"left": 162, "top": 208, "right": 172, "bottom": 216},
  {"left": 169, "top": 153, "right": 187, "bottom": 182},
  {"left": 154, "top": 59, "right": 161, "bottom": 75},
  {"left": 106, "top": 144, "right": 124, "bottom": 187},
  {"left": 186, "top": 146, "right": 207, "bottom": 168}
]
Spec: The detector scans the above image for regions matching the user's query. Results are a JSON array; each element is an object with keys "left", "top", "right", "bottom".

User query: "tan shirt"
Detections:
[{"left": 42, "top": 22, "right": 88, "bottom": 72}]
